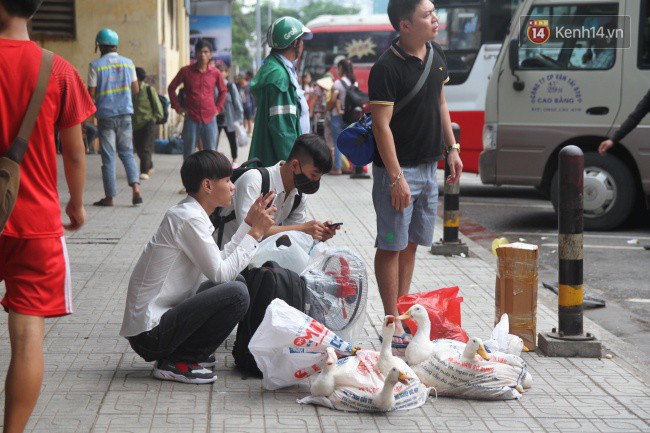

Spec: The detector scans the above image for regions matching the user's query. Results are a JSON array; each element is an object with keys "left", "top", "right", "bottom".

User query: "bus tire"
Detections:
[{"left": 550, "top": 152, "right": 636, "bottom": 231}]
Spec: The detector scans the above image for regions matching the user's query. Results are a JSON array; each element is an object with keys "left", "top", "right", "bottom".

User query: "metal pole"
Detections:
[
  {"left": 430, "top": 122, "right": 468, "bottom": 257},
  {"left": 255, "top": 0, "right": 262, "bottom": 71},
  {"left": 267, "top": 0, "right": 272, "bottom": 28},
  {"left": 557, "top": 145, "right": 586, "bottom": 337}
]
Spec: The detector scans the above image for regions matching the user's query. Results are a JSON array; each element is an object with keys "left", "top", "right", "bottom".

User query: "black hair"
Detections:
[
  {"left": 287, "top": 134, "right": 332, "bottom": 174},
  {"left": 195, "top": 38, "right": 214, "bottom": 53},
  {"left": 180, "top": 150, "right": 232, "bottom": 194},
  {"left": 337, "top": 59, "right": 356, "bottom": 84},
  {"left": 135, "top": 67, "right": 146, "bottom": 82},
  {"left": 99, "top": 45, "right": 118, "bottom": 55},
  {"left": 0, "top": 0, "right": 43, "bottom": 18},
  {"left": 387, "top": 0, "right": 424, "bottom": 32}
]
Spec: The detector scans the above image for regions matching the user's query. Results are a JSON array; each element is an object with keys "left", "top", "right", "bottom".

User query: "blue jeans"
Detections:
[
  {"left": 182, "top": 116, "right": 218, "bottom": 160},
  {"left": 330, "top": 115, "right": 346, "bottom": 170},
  {"left": 98, "top": 115, "right": 140, "bottom": 198},
  {"left": 372, "top": 162, "right": 439, "bottom": 251}
]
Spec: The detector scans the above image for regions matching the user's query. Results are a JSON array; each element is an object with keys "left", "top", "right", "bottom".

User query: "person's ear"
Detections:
[
  {"left": 400, "top": 18, "right": 410, "bottom": 33},
  {"left": 202, "top": 178, "right": 212, "bottom": 192}
]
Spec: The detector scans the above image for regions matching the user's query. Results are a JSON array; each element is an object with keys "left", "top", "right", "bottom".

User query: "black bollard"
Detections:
[
  {"left": 430, "top": 123, "right": 468, "bottom": 257},
  {"left": 557, "top": 145, "right": 586, "bottom": 337},
  {"left": 538, "top": 145, "right": 600, "bottom": 357}
]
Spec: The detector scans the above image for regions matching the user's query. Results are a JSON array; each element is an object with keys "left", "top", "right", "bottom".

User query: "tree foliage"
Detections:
[{"left": 231, "top": 0, "right": 360, "bottom": 71}]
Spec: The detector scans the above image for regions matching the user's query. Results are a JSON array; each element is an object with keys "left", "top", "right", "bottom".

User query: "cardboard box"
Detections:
[{"left": 495, "top": 242, "right": 538, "bottom": 350}]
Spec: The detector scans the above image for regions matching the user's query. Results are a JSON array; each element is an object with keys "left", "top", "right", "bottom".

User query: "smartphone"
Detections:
[{"left": 326, "top": 222, "right": 343, "bottom": 228}]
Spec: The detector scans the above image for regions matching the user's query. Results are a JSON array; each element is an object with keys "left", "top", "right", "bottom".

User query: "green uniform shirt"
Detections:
[{"left": 248, "top": 54, "right": 302, "bottom": 167}]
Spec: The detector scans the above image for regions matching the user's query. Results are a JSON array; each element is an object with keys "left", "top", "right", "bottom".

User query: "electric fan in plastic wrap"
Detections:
[{"left": 300, "top": 247, "right": 367, "bottom": 342}]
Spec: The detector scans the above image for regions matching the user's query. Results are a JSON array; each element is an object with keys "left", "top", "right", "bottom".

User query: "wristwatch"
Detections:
[{"left": 445, "top": 143, "right": 461, "bottom": 154}]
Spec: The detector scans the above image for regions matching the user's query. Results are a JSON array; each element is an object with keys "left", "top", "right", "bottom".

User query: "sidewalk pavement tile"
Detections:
[{"left": 1, "top": 154, "right": 649, "bottom": 432}]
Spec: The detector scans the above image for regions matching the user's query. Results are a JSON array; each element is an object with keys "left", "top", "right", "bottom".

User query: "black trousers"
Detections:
[
  {"left": 134, "top": 121, "right": 156, "bottom": 174},
  {"left": 219, "top": 126, "right": 238, "bottom": 160},
  {"left": 127, "top": 276, "right": 249, "bottom": 363}
]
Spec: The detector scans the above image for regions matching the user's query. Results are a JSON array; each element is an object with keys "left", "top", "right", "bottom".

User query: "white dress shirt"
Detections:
[
  {"left": 217, "top": 162, "right": 307, "bottom": 246},
  {"left": 120, "top": 196, "right": 258, "bottom": 337}
]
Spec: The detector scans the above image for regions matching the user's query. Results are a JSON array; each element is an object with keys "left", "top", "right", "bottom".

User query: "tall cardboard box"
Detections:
[{"left": 495, "top": 243, "right": 538, "bottom": 350}]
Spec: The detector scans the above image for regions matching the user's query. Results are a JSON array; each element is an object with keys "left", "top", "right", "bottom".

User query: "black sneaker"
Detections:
[
  {"left": 153, "top": 359, "right": 217, "bottom": 384},
  {"left": 199, "top": 354, "right": 217, "bottom": 369}
]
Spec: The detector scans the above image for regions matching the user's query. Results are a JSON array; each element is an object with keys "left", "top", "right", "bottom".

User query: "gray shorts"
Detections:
[{"left": 372, "top": 162, "right": 439, "bottom": 251}]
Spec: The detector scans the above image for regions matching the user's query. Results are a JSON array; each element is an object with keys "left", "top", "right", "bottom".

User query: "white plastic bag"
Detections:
[
  {"left": 249, "top": 299, "right": 357, "bottom": 390},
  {"left": 234, "top": 121, "right": 250, "bottom": 147},
  {"left": 484, "top": 314, "right": 525, "bottom": 356},
  {"left": 297, "top": 349, "right": 431, "bottom": 412},
  {"left": 301, "top": 247, "right": 367, "bottom": 343},
  {"left": 249, "top": 231, "right": 313, "bottom": 274},
  {"left": 411, "top": 339, "right": 528, "bottom": 400}
]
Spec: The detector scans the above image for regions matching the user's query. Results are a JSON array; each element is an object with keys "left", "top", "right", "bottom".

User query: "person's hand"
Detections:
[
  {"left": 391, "top": 175, "right": 411, "bottom": 212},
  {"left": 175, "top": 107, "right": 187, "bottom": 116},
  {"left": 321, "top": 221, "right": 340, "bottom": 241},
  {"left": 446, "top": 149, "right": 463, "bottom": 184},
  {"left": 599, "top": 139, "right": 614, "bottom": 155},
  {"left": 301, "top": 220, "right": 329, "bottom": 241},
  {"left": 245, "top": 191, "right": 276, "bottom": 239},
  {"left": 64, "top": 202, "right": 86, "bottom": 231}
]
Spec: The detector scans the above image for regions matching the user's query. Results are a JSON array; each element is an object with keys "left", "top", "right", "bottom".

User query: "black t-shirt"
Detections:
[{"left": 368, "top": 39, "right": 449, "bottom": 167}]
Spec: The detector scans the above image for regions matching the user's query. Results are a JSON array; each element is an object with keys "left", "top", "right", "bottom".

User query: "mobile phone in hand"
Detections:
[{"left": 326, "top": 222, "right": 343, "bottom": 228}]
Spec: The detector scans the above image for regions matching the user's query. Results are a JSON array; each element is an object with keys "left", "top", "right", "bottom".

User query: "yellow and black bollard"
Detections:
[
  {"left": 538, "top": 145, "right": 601, "bottom": 357},
  {"left": 557, "top": 145, "right": 586, "bottom": 336},
  {"left": 431, "top": 123, "right": 469, "bottom": 257}
]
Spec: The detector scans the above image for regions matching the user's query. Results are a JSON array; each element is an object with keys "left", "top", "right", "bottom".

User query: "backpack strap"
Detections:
[
  {"left": 5, "top": 49, "right": 53, "bottom": 163},
  {"left": 290, "top": 192, "right": 302, "bottom": 215},
  {"left": 256, "top": 167, "right": 270, "bottom": 196},
  {"left": 215, "top": 166, "right": 270, "bottom": 248}
]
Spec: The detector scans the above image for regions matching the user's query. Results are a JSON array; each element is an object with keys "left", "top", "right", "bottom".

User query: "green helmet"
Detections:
[{"left": 267, "top": 16, "right": 312, "bottom": 50}]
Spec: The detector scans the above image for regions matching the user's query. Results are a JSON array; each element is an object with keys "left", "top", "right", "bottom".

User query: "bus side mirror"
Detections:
[{"left": 508, "top": 39, "right": 525, "bottom": 91}]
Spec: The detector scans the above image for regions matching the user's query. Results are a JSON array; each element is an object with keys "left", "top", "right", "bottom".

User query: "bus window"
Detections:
[
  {"left": 302, "top": 31, "right": 397, "bottom": 78},
  {"left": 518, "top": 3, "right": 619, "bottom": 70},
  {"left": 436, "top": 7, "right": 481, "bottom": 84}
]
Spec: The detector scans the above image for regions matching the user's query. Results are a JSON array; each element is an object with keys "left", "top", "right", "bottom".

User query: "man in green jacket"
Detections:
[
  {"left": 248, "top": 16, "right": 313, "bottom": 166},
  {"left": 133, "top": 67, "right": 164, "bottom": 179}
]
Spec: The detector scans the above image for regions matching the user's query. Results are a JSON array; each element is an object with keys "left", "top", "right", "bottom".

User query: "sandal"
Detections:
[
  {"left": 93, "top": 198, "right": 113, "bottom": 207},
  {"left": 379, "top": 333, "right": 410, "bottom": 349}
]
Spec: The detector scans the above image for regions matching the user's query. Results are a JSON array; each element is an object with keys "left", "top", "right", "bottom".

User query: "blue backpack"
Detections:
[{"left": 336, "top": 43, "right": 437, "bottom": 166}]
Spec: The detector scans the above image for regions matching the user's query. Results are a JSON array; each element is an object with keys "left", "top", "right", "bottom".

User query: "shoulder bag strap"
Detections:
[
  {"left": 6, "top": 49, "right": 54, "bottom": 164},
  {"left": 392, "top": 42, "right": 435, "bottom": 116}
]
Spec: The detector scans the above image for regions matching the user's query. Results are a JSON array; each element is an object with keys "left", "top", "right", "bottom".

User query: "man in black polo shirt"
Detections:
[{"left": 369, "top": 0, "right": 463, "bottom": 347}]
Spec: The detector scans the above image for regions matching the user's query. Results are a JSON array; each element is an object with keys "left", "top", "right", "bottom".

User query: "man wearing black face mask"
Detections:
[{"left": 217, "top": 134, "right": 339, "bottom": 245}]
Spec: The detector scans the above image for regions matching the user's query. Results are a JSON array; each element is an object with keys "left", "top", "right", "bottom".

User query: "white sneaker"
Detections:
[{"left": 139, "top": 173, "right": 149, "bottom": 180}]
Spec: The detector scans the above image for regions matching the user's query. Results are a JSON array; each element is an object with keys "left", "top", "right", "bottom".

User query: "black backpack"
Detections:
[
  {"left": 232, "top": 260, "right": 306, "bottom": 377},
  {"left": 342, "top": 80, "right": 369, "bottom": 124},
  {"left": 209, "top": 158, "right": 303, "bottom": 248}
]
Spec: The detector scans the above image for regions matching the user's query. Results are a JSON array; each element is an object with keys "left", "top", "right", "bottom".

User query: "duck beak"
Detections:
[
  {"left": 396, "top": 311, "right": 411, "bottom": 320},
  {"left": 398, "top": 371, "right": 411, "bottom": 385},
  {"left": 522, "top": 345, "right": 530, "bottom": 352},
  {"left": 477, "top": 343, "right": 490, "bottom": 360}
]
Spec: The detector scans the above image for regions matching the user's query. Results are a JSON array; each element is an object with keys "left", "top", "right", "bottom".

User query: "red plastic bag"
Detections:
[{"left": 397, "top": 286, "right": 469, "bottom": 343}]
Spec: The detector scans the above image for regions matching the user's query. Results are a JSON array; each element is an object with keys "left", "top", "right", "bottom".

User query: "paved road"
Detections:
[{"left": 445, "top": 172, "right": 650, "bottom": 360}]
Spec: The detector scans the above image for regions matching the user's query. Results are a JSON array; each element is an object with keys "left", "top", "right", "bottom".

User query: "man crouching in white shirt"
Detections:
[
  {"left": 216, "top": 133, "right": 340, "bottom": 247},
  {"left": 120, "top": 150, "right": 276, "bottom": 384}
]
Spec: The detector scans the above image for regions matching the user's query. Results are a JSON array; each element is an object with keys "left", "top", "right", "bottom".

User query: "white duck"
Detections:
[
  {"left": 372, "top": 367, "right": 411, "bottom": 411},
  {"left": 377, "top": 315, "right": 411, "bottom": 376},
  {"left": 310, "top": 347, "right": 338, "bottom": 397},
  {"left": 397, "top": 304, "right": 436, "bottom": 365},
  {"left": 463, "top": 336, "right": 527, "bottom": 393},
  {"left": 461, "top": 336, "right": 491, "bottom": 363}
]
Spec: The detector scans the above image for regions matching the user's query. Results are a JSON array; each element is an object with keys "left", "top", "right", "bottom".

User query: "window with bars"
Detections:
[{"left": 30, "top": 0, "right": 76, "bottom": 39}]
